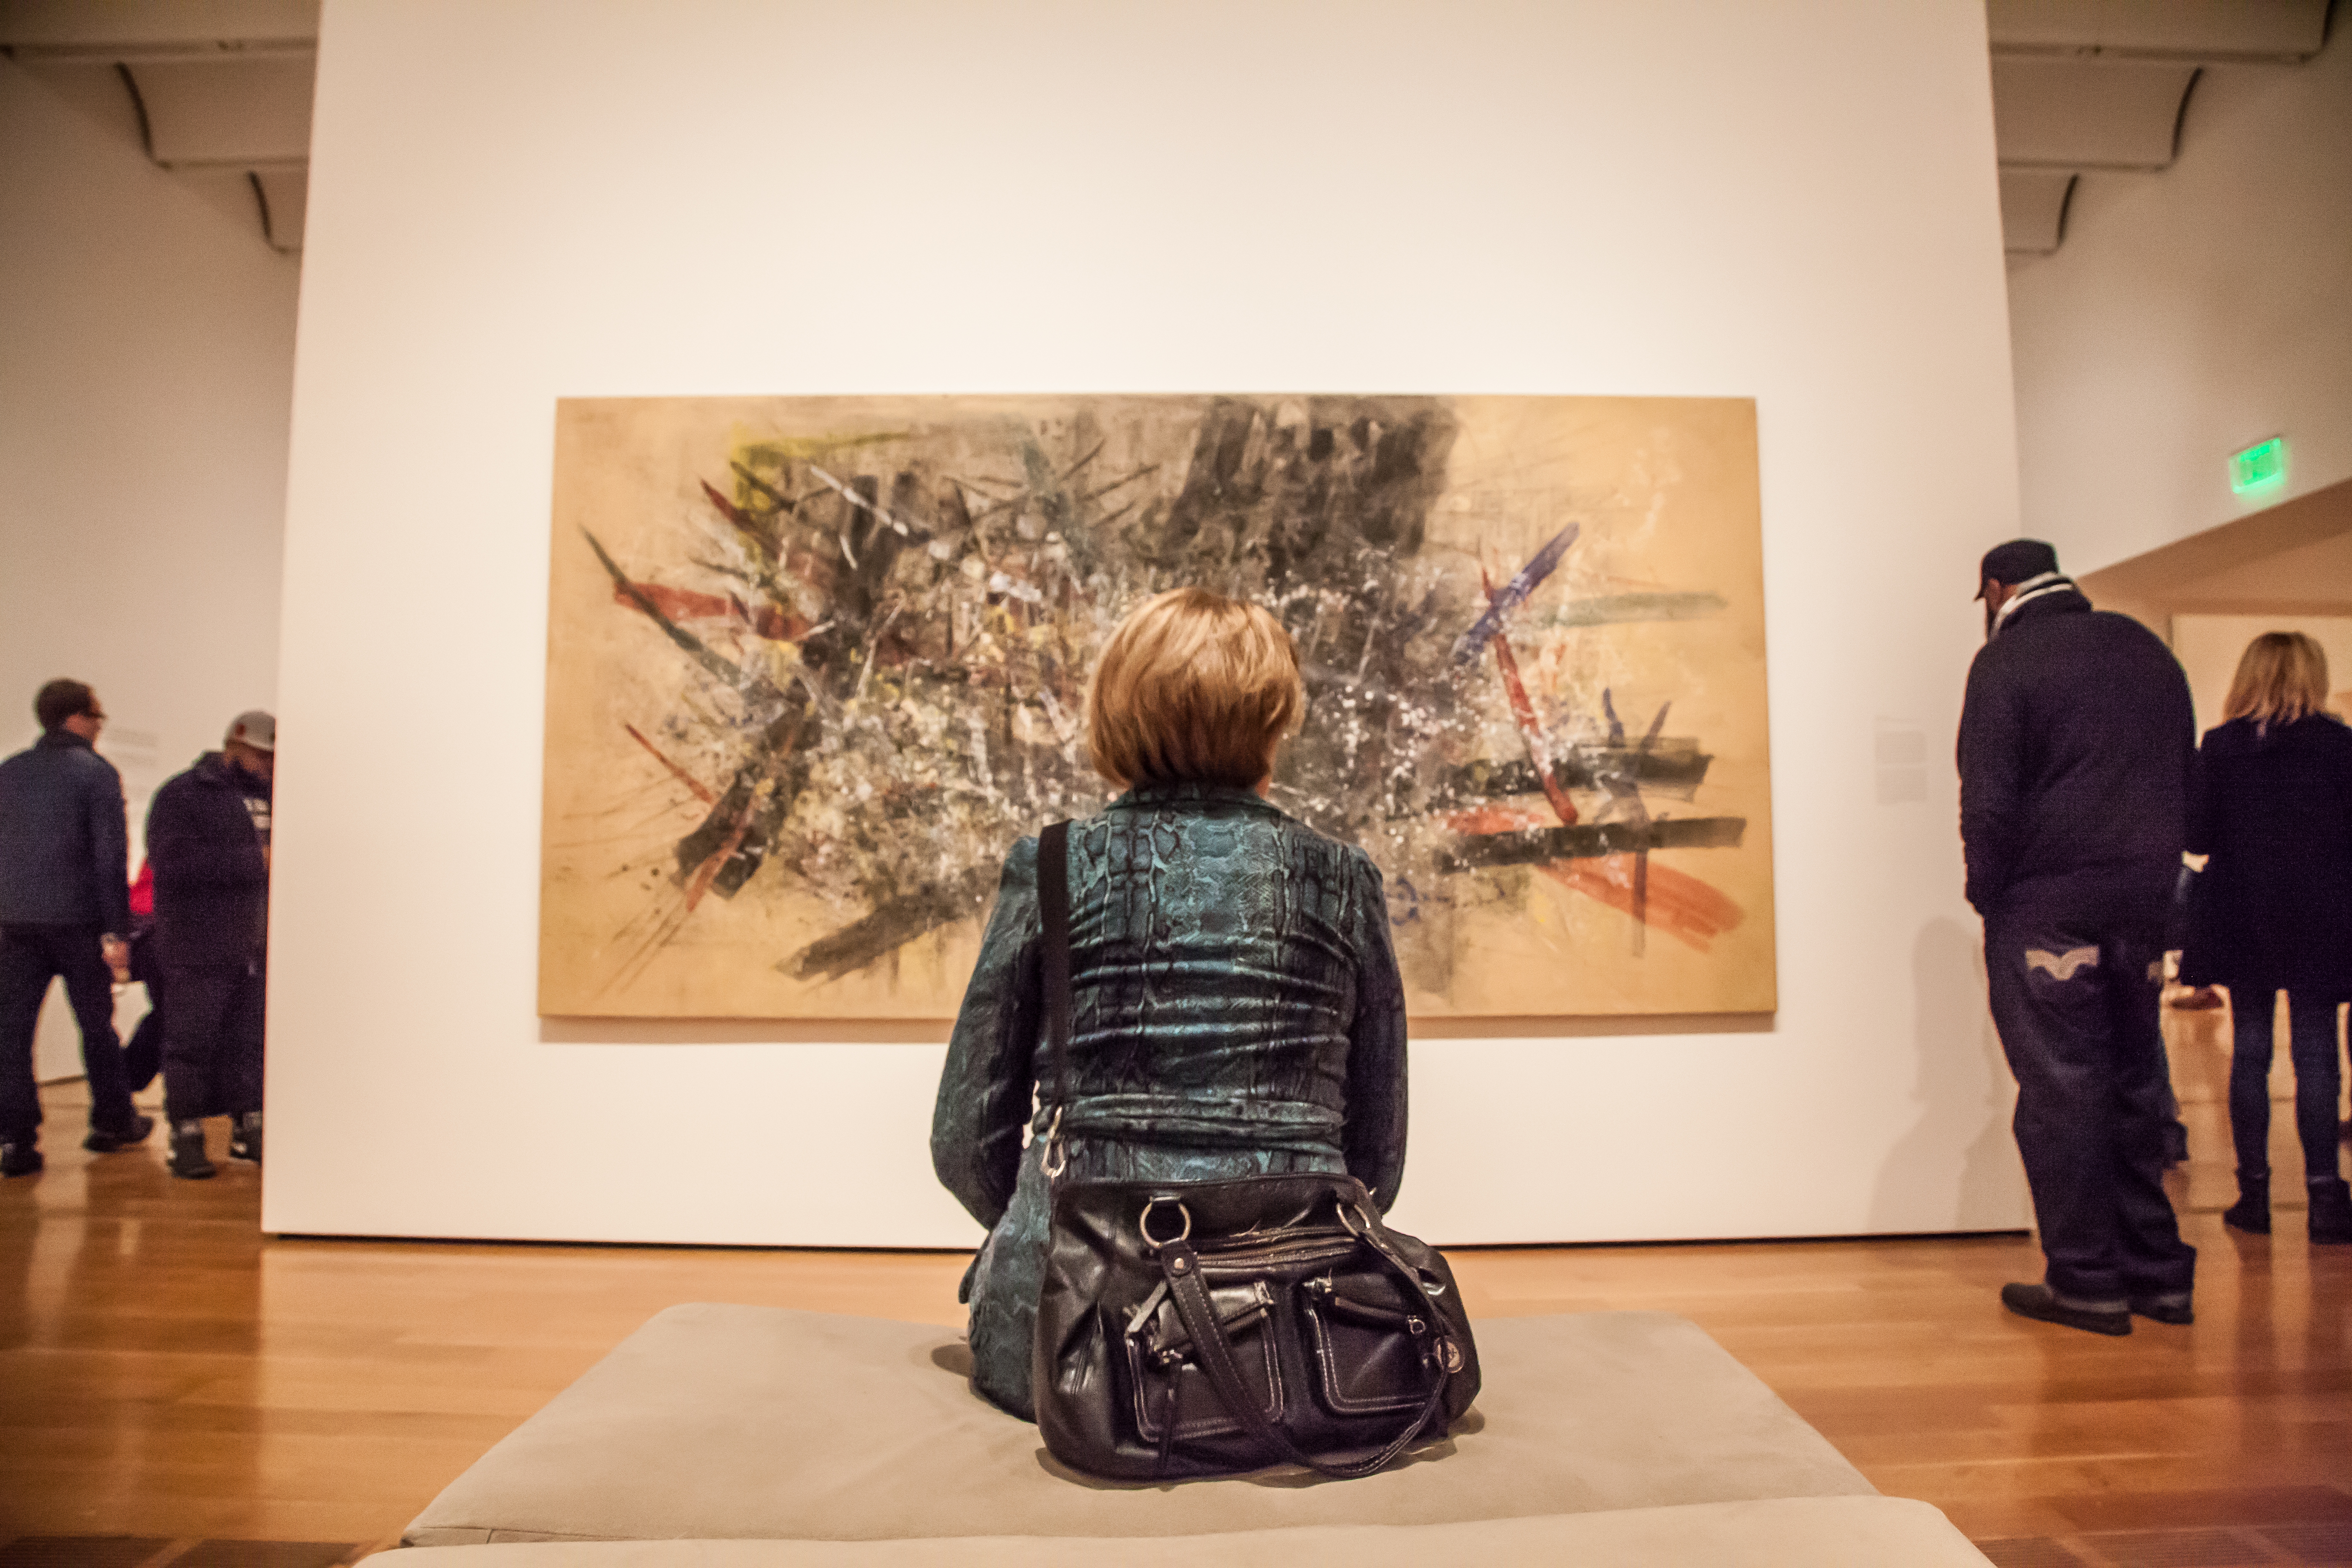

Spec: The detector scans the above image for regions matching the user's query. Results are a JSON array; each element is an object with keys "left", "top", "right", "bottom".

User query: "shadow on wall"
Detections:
[{"left": 1870, "top": 917, "right": 2030, "bottom": 1232}]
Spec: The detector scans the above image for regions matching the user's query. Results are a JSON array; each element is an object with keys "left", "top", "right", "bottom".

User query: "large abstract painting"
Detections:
[{"left": 539, "top": 395, "right": 1775, "bottom": 1019}]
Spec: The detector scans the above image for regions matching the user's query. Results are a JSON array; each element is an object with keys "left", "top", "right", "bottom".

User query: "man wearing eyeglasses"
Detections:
[{"left": 0, "top": 679, "right": 152, "bottom": 1177}]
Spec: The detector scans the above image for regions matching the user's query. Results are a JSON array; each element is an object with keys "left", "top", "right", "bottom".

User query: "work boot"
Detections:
[
  {"left": 0, "top": 1138, "right": 41, "bottom": 1178},
  {"left": 167, "top": 1120, "right": 215, "bottom": 1180},
  {"left": 2222, "top": 1175, "right": 2270, "bottom": 1235},
  {"left": 2311, "top": 1178, "right": 2352, "bottom": 1246},
  {"left": 84, "top": 1114, "right": 155, "bottom": 1153},
  {"left": 229, "top": 1111, "right": 262, "bottom": 1165}
]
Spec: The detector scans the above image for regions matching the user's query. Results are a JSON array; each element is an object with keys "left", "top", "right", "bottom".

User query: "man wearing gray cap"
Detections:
[
  {"left": 1960, "top": 540, "right": 2198, "bottom": 1335},
  {"left": 147, "top": 711, "right": 276, "bottom": 1179}
]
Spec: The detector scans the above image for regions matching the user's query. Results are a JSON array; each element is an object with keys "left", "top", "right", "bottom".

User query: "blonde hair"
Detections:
[
  {"left": 2223, "top": 631, "right": 2331, "bottom": 732},
  {"left": 1086, "top": 588, "right": 1305, "bottom": 788}
]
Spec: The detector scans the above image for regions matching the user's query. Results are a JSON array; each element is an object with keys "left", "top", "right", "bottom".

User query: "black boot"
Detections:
[
  {"left": 0, "top": 1138, "right": 41, "bottom": 1178},
  {"left": 2222, "top": 1174, "right": 2270, "bottom": 1235},
  {"left": 2311, "top": 1179, "right": 2352, "bottom": 1246},
  {"left": 228, "top": 1111, "right": 261, "bottom": 1165},
  {"left": 167, "top": 1120, "right": 215, "bottom": 1180},
  {"left": 84, "top": 1113, "right": 155, "bottom": 1153}
]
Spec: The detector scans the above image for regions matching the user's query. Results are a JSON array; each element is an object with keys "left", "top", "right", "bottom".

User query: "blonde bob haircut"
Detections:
[
  {"left": 2223, "top": 631, "right": 2332, "bottom": 733},
  {"left": 1086, "top": 587, "right": 1305, "bottom": 788}
]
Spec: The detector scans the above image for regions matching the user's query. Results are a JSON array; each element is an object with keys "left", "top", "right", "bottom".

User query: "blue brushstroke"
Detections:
[{"left": 1449, "top": 522, "right": 1580, "bottom": 666}]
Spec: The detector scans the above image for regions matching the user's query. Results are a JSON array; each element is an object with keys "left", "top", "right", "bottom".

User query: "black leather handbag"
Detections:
[{"left": 1026, "top": 821, "right": 1479, "bottom": 1481}]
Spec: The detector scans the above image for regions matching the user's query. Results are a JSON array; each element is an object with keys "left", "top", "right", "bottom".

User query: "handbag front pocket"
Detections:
[
  {"left": 1125, "top": 1279, "right": 1282, "bottom": 1441},
  {"left": 1300, "top": 1270, "right": 1438, "bottom": 1417}
]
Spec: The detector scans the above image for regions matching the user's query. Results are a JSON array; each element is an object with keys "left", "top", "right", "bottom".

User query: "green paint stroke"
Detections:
[{"left": 1538, "top": 592, "right": 1727, "bottom": 630}]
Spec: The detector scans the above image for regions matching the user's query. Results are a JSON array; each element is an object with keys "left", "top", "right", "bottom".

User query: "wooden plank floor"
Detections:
[{"left": 3, "top": 1001, "right": 2348, "bottom": 1565}]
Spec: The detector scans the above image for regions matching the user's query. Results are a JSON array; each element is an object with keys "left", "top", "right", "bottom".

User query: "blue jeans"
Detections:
[{"left": 2229, "top": 991, "right": 2347, "bottom": 1188}]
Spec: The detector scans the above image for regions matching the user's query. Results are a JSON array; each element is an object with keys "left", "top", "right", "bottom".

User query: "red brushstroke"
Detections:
[
  {"left": 1481, "top": 565, "right": 1579, "bottom": 827},
  {"left": 1443, "top": 805, "right": 1559, "bottom": 836},
  {"left": 699, "top": 478, "right": 749, "bottom": 529},
  {"left": 622, "top": 724, "right": 715, "bottom": 805},
  {"left": 1538, "top": 856, "right": 1743, "bottom": 953},
  {"left": 611, "top": 581, "right": 808, "bottom": 643},
  {"left": 682, "top": 808, "right": 757, "bottom": 914}
]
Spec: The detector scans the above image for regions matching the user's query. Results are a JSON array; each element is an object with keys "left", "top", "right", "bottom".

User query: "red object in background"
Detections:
[{"left": 128, "top": 859, "right": 154, "bottom": 920}]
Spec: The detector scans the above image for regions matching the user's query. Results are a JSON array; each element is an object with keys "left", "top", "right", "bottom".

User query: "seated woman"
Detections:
[{"left": 931, "top": 586, "right": 1410, "bottom": 1420}]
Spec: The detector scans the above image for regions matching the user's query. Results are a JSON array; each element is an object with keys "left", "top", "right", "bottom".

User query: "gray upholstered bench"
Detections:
[
  {"left": 401, "top": 1304, "right": 1888, "bottom": 1548},
  {"left": 378, "top": 1497, "right": 1992, "bottom": 1563}
]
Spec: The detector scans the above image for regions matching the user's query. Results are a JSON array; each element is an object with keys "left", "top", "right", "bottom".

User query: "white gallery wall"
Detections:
[
  {"left": 268, "top": 0, "right": 2030, "bottom": 1245},
  {"left": 2009, "top": 28, "right": 2352, "bottom": 575},
  {"left": 0, "top": 59, "right": 299, "bottom": 1081}
]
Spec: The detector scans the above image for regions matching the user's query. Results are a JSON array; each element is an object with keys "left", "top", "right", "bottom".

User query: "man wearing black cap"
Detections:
[{"left": 1960, "top": 539, "right": 2198, "bottom": 1334}]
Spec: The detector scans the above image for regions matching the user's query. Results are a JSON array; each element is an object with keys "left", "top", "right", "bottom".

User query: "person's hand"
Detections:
[{"left": 102, "top": 935, "right": 131, "bottom": 983}]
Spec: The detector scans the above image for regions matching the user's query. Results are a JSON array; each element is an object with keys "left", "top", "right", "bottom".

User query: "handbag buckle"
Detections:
[
  {"left": 1139, "top": 1195, "right": 1192, "bottom": 1251},
  {"left": 1040, "top": 1106, "right": 1067, "bottom": 1181}
]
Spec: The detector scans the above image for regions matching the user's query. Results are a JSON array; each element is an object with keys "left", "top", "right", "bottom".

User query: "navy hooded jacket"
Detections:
[{"left": 0, "top": 730, "right": 132, "bottom": 933}]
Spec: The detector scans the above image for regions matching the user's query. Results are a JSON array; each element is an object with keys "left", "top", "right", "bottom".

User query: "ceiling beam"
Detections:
[{"left": 0, "top": 0, "right": 315, "bottom": 58}]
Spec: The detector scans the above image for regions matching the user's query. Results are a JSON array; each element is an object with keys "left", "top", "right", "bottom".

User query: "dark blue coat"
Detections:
[
  {"left": 1957, "top": 586, "right": 2194, "bottom": 920},
  {"left": 932, "top": 783, "right": 1409, "bottom": 1419},
  {"left": 0, "top": 730, "right": 131, "bottom": 933},
  {"left": 2181, "top": 713, "right": 2352, "bottom": 1002},
  {"left": 147, "top": 753, "right": 271, "bottom": 969}
]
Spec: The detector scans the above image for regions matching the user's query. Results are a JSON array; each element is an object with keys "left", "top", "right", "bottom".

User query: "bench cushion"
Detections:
[
  {"left": 384, "top": 1498, "right": 1986, "bottom": 1565},
  {"left": 404, "top": 1304, "right": 1872, "bottom": 1547}
]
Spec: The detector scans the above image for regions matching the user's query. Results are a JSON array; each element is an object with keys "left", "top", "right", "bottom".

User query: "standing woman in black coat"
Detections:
[{"left": 2181, "top": 632, "right": 2352, "bottom": 1243}]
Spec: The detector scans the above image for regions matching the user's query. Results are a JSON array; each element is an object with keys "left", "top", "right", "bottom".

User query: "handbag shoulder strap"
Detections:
[{"left": 1037, "top": 820, "right": 1074, "bottom": 1139}]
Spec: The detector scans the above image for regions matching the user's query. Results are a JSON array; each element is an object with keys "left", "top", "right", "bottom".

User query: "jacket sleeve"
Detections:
[
  {"left": 2184, "top": 735, "right": 2218, "bottom": 858},
  {"left": 1340, "top": 850, "right": 1409, "bottom": 1214},
  {"left": 1956, "top": 650, "right": 2024, "bottom": 916},
  {"left": 146, "top": 777, "right": 265, "bottom": 890},
  {"left": 931, "top": 836, "right": 1043, "bottom": 1233},
  {"left": 85, "top": 761, "right": 131, "bottom": 935}
]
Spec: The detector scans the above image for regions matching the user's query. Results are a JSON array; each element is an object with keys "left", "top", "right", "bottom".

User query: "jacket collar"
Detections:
[
  {"left": 1994, "top": 575, "right": 2089, "bottom": 636},
  {"left": 36, "top": 729, "right": 93, "bottom": 752},
  {"left": 1109, "top": 781, "right": 1286, "bottom": 819},
  {"left": 195, "top": 750, "right": 271, "bottom": 798}
]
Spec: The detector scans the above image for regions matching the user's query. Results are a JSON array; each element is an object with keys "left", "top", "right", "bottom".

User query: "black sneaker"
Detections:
[
  {"left": 167, "top": 1121, "right": 216, "bottom": 1180},
  {"left": 2001, "top": 1282, "right": 2130, "bottom": 1336},
  {"left": 2129, "top": 1292, "right": 2194, "bottom": 1325},
  {"left": 228, "top": 1112, "right": 261, "bottom": 1165},
  {"left": 0, "top": 1140, "right": 41, "bottom": 1178},
  {"left": 84, "top": 1114, "right": 155, "bottom": 1153}
]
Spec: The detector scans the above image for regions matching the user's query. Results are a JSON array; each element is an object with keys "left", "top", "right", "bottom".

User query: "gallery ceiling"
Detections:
[
  {"left": 0, "top": 0, "right": 2336, "bottom": 260},
  {"left": 1, "top": 0, "right": 315, "bottom": 252},
  {"left": 1988, "top": 0, "right": 2333, "bottom": 255}
]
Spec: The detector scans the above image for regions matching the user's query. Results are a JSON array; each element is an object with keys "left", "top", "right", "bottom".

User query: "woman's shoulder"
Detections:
[
  {"left": 2202, "top": 716, "right": 2259, "bottom": 751},
  {"left": 996, "top": 831, "right": 1042, "bottom": 889}
]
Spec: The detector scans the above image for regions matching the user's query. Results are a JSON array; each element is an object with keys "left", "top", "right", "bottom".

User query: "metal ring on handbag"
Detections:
[
  {"left": 1039, "top": 1106, "right": 1067, "bottom": 1180},
  {"left": 1138, "top": 1196, "right": 1191, "bottom": 1251}
]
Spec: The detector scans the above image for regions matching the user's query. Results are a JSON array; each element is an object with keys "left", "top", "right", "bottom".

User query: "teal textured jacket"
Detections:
[{"left": 931, "top": 782, "right": 1411, "bottom": 1419}]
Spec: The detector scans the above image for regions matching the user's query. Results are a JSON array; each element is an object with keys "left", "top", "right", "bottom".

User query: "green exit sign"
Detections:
[{"left": 2230, "top": 436, "right": 2287, "bottom": 496}]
